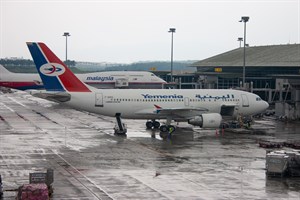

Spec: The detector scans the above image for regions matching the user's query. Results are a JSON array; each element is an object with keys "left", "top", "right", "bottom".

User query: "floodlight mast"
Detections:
[
  {"left": 63, "top": 32, "right": 71, "bottom": 62},
  {"left": 168, "top": 28, "right": 176, "bottom": 82},
  {"left": 239, "top": 16, "right": 249, "bottom": 89}
]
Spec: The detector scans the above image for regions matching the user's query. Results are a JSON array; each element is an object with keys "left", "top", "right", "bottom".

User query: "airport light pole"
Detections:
[
  {"left": 238, "top": 37, "right": 243, "bottom": 48},
  {"left": 63, "top": 32, "right": 71, "bottom": 62},
  {"left": 239, "top": 16, "right": 249, "bottom": 89},
  {"left": 169, "top": 28, "right": 176, "bottom": 82}
]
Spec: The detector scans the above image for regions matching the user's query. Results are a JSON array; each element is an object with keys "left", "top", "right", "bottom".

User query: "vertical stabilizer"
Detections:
[
  {"left": 26, "top": 42, "right": 91, "bottom": 92},
  {"left": 0, "top": 65, "right": 13, "bottom": 74}
]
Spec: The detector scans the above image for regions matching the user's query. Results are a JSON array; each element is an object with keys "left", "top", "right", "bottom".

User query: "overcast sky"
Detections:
[{"left": 1, "top": 0, "right": 299, "bottom": 63}]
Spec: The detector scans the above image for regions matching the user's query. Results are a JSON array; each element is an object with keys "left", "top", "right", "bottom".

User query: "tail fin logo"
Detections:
[{"left": 40, "top": 63, "right": 65, "bottom": 76}]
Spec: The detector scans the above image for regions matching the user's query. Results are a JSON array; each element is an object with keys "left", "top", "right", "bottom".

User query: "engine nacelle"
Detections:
[{"left": 188, "top": 113, "right": 222, "bottom": 128}]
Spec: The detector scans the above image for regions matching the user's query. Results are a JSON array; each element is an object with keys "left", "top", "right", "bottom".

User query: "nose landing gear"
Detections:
[{"left": 114, "top": 113, "right": 127, "bottom": 135}]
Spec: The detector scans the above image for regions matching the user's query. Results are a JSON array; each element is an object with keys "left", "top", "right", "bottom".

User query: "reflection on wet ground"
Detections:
[{"left": 0, "top": 91, "right": 300, "bottom": 199}]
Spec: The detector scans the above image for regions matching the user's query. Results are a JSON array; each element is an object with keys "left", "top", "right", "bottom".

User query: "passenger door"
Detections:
[
  {"left": 95, "top": 93, "right": 103, "bottom": 107},
  {"left": 184, "top": 97, "right": 190, "bottom": 107},
  {"left": 241, "top": 94, "right": 249, "bottom": 107}
]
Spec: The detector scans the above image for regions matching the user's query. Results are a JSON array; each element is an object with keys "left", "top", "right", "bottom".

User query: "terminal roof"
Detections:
[{"left": 191, "top": 44, "right": 300, "bottom": 67}]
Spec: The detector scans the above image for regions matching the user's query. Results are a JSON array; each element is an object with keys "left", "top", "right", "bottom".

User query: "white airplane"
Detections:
[
  {"left": 0, "top": 64, "right": 166, "bottom": 90},
  {"left": 26, "top": 42, "right": 269, "bottom": 138}
]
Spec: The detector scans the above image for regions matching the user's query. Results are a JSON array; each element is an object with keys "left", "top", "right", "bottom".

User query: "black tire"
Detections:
[
  {"left": 153, "top": 121, "right": 160, "bottom": 129},
  {"left": 146, "top": 121, "right": 153, "bottom": 129},
  {"left": 160, "top": 125, "right": 168, "bottom": 132}
]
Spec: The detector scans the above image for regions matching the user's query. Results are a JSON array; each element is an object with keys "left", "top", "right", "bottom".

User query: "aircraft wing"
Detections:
[
  {"left": 28, "top": 90, "right": 71, "bottom": 103},
  {"left": 135, "top": 106, "right": 209, "bottom": 119},
  {"left": 158, "top": 107, "right": 209, "bottom": 119}
]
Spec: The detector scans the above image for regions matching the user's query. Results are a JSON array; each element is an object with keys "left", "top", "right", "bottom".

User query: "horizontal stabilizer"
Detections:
[{"left": 28, "top": 90, "right": 71, "bottom": 103}]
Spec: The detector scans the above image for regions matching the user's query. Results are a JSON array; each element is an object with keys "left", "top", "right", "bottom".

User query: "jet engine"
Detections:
[{"left": 188, "top": 113, "right": 222, "bottom": 128}]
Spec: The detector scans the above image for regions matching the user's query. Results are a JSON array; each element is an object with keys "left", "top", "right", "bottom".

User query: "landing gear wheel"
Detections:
[
  {"left": 159, "top": 125, "right": 176, "bottom": 139},
  {"left": 160, "top": 125, "right": 176, "bottom": 134},
  {"left": 146, "top": 121, "right": 153, "bottom": 129},
  {"left": 153, "top": 121, "right": 160, "bottom": 129},
  {"left": 146, "top": 120, "right": 160, "bottom": 129},
  {"left": 160, "top": 125, "right": 168, "bottom": 132}
]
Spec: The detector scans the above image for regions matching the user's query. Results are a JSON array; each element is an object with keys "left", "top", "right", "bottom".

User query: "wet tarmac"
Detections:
[{"left": 0, "top": 90, "right": 300, "bottom": 199}]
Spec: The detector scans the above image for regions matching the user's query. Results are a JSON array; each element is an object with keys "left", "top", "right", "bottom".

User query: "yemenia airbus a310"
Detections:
[{"left": 26, "top": 42, "right": 269, "bottom": 139}]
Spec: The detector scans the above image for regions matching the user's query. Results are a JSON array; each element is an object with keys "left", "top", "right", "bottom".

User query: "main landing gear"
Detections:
[
  {"left": 146, "top": 120, "right": 160, "bottom": 129},
  {"left": 145, "top": 119, "right": 176, "bottom": 139},
  {"left": 159, "top": 125, "right": 176, "bottom": 139}
]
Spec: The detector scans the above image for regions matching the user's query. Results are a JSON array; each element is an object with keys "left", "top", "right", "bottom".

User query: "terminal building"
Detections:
[{"left": 163, "top": 44, "right": 300, "bottom": 119}]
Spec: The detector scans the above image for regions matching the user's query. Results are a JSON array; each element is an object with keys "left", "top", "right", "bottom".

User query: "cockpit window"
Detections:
[{"left": 256, "top": 97, "right": 262, "bottom": 101}]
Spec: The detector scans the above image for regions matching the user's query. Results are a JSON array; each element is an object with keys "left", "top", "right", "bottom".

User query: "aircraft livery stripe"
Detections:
[
  {"left": 27, "top": 43, "right": 65, "bottom": 91},
  {"left": 0, "top": 81, "right": 44, "bottom": 90},
  {"left": 38, "top": 43, "right": 91, "bottom": 92}
]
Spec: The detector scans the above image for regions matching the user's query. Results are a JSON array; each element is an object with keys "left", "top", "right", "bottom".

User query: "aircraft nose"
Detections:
[{"left": 263, "top": 101, "right": 269, "bottom": 110}]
